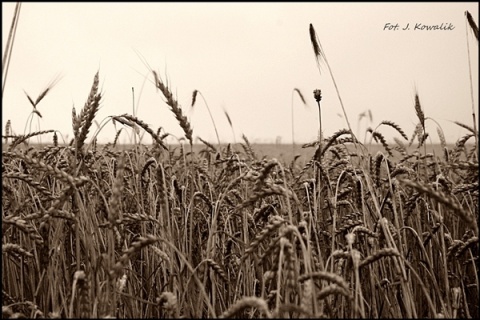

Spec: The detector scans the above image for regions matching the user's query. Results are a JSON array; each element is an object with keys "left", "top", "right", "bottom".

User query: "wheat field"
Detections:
[{"left": 2, "top": 13, "right": 479, "bottom": 320}]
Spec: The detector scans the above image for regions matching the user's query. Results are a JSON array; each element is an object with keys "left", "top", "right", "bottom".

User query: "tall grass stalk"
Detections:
[
  {"left": 224, "top": 109, "right": 237, "bottom": 145},
  {"left": 2, "top": 2, "right": 21, "bottom": 98},
  {"left": 191, "top": 89, "right": 221, "bottom": 146},
  {"left": 291, "top": 88, "right": 308, "bottom": 154},
  {"left": 309, "top": 23, "right": 357, "bottom": 145},
  {"left": 465, "top": 10, "right": 478, "bottom": 159}
]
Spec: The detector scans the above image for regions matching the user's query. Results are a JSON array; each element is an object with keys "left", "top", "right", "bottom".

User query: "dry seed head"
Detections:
[
  {"left": 309, "top": 24, "right": 321, "bottom": 57},
  {"left": 293, "top": 88, "right": 307, "bottom": 105},
  {"left": 151, "top": 246, "right": 170, "bottom": 263},
  {"left": 313, "top": 89, "right": 322, "bottom": 102},
  {"left": 32, "top": 75, "right": 62, "bottom": 107},
  {"left": 409, "top": 122, "right": 421, "bottom": 146},
  {"left": 76, "top": 71, "right": 101, "bottom": 152},
  {"left": 309, "top": 23, "right": 326, "bottom": 68},
  {"left": 153, "top": 71, "right": 193, "bottom": 144},
  {"left": 118, "top": 114, "right": 167, "bottom": 150},
  {"left": 2, "top": 243, "right": 33, "bottom": 258},
  {"left": 437, "top": 127, "right": 446, "bottom": 149},
  {"left": 5, "top": 119, "right": 11, "bottom": 137},
  {"left": 111, "top": 235, "right": 158, "bottom": 276},
  {"left": 191, "top": 89, "right": 198, "bottom": 107},
  {"left": 112, "top": 115, "right": 136, "bottom": 128},
  {"left": 244, "top": 216, "right": 285, "bottom": 256},
  {"left": 414, "top": 92, "right": 425, "bottom": 130},
  {"left": 394, "top": 137, "right": 407, "bottom": 154},
  {"left": 466, "top": 10, "right": 479, "bottom": 40},
  {"left": 359, "top": 248, "right": 401, "bottom": 268},
  {"left": 317, "top": 284, "right": 351, "bottom": 300},
  {"left": 9, "top": 129, "right": 55, "bottom": 150},
  {"left": 219, "top": 296, "right": 271, "bottom": 319},
  {"left": 352, "top": 225, "right": 377, "bottom": 238},
  {"left": 72, "top": 106, "right": 79, "bottom": 137},
  {"left": 299, "top": 271, "right": 350, "bottom": 292},
  {"left": 371, "top": 131, "right": 393, "bottom": 157},
  {"left": 455, "top": 236, "right": 479, "bottom": 258},
  {"left": 379, "top": 120, "right": 409, "bottom": 140},
  {"left": 205, "top": 258, "right": 227, "bottom": 282},
  {"left": 224, "top": 110, "right": 233, "bottom": 127}
]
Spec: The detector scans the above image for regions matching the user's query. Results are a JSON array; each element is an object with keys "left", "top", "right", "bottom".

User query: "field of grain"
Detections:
[{"left": 2, "top": 14, "right": 479, "bottom": 319}]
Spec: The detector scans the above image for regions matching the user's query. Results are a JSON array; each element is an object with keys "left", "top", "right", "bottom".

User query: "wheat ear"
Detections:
[
  {"left": 152, "top": 71, "right": 193, "bottom": 145},
  {"left": 219, "top": 297, "right": 272, "bottom": 319}
]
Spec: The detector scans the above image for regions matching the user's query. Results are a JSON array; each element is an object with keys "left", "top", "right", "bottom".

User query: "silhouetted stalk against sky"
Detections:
[
  {"left": 2, "top": 2, "right": 21, "bottom": 98},
  {"left": 313, "top": 89, "right": 323, "bottom": 160},
  {"left": 291, "top": 88, "right": 307, "bottom": 155},
  {"left": 309, "top": 23, "right": 356, "bottom": 144},
  {"left": 224, "top": 109, "right": 236, "bottom": 145},
  {"left": 465, "top": 11, "right": 478, "bottom": 159},
  {"left": 192, "top": 90, "right": 221, "bottom": 146}
]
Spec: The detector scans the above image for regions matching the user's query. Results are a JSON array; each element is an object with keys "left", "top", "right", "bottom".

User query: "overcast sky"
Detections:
[{"left": 2, "top": 2, "right": 478, "bottom": 145}]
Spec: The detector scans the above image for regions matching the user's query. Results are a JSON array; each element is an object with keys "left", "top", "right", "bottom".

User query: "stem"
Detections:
[
  {"left": 317, "top": 100, "right": 322, "bottom": 154},
  {"left": 2, "top": 2, "right": 21, "bottom": 98},
  {"left": 465, "top": 17, "right": 478, "bottom": 160},
  {"left": 316, "top": 98, "right": 323, "bottom": 242},
  {"left": 199, "top": 91, "right": 221, "bottom": 146},
  {"left": 323, "top": 55, "right": 354, "bottom": 140},
  {"left": 291, "top": 90, "right": 295, "bottom": 155},
  {"left": 132, "top": 87, "right": 137, "bottom": 145}
]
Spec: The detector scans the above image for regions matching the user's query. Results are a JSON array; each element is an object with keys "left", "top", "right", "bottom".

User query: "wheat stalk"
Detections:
[
  {"left": 191, "top": 89, "right": 221, "bottom": 145},
  {"left": 465, "top": 10, "right": 479, "bottom": 40},
  {"left": 152, "top": 71, "right": 193, "bottom": 145},
  {"left": 9, "top": 130, "right": 55, "bottom": 151},
  {"left": 309, "top": 24, "right": 356, "bottom": 145},
  {"left": 399, "top": 178, "right": 478, "bottom": 233},
  {"left": 2, "top": 2, "right": 21, "bottom": 96}
]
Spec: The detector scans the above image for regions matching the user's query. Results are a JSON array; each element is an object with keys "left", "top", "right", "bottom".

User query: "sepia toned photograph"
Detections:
[{"left": 2, "top": 2, "right": 478, "bottom": 318}]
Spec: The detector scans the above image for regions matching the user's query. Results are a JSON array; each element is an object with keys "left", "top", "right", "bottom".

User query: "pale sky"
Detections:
[{"left": 2, "top": 2, "right": 478, "bottom": 145}]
